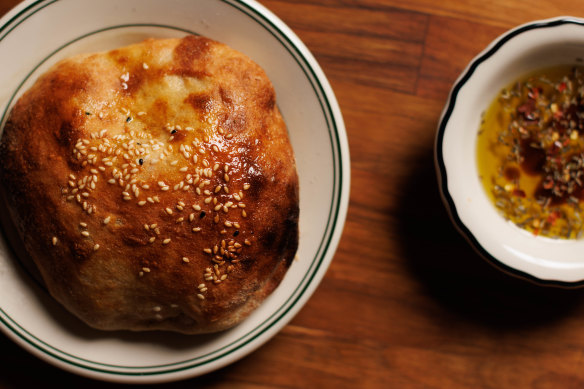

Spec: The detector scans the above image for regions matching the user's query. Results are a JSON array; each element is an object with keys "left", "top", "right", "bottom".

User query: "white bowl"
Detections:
[
  {"left": 0, "top": 0, "right": 350, "bottom": 384},
  {"left": 436, "top": 17, "right": 584, "bottom": 286}
]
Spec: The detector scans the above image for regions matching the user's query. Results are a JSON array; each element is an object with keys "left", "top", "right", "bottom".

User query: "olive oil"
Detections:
[{"left": 477, "top": 65, "right": 584, "bottom": 238}]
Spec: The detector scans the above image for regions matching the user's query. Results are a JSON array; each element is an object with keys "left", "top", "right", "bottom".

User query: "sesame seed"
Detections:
[
  {"left": 142, "top": 267, "right": 151, "bottom": 273},
  {"left": 162, "top": 238, "right": 171, "bottom": 245},
  {"left": 224, "top": 174, "right": 230, "bottom": 182},
  {"left": 138, "top": 200, "right": 147, "bottom": 206},
  {"left": 52, "top": 237, "right": 58, "bottom": 246},
  {"left": 81, "top": 231, "right": 90, "bottom": 237},
  {"left": 243, "top": 183, "right": 250, "bottom": 190},
  {"left": 197, "top": 294, "right": 205, "bottom": 300},
  {"left": 93, "top": 244, "right": 100, "bottom": 251},
  {"left": 103, "top": 216, "right": 111, "bottom": 225},
  {"left": 80, "top": 222, "right": 88, "bottom": 228},
  {"left": 203, "top": 248, "right": 212, "bottom": 254},
  {"left": 192, "top": 227, "right": 201, "bottom": 232},
  {"left": 149, "top": 237, "right": 156, "bottom": 243},
  {"left": 220, "top": 274, "right": 227, "bottom": 281},
  {"left": 182, "top": 257, "right": 190, "bottom": 263},
  {"left": 165, "top": 208, "right": 173, "bottom": 215}
]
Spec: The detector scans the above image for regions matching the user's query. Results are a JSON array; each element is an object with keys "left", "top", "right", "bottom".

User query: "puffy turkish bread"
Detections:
[{"left": 0, "top": 35, "right": 299, "bottom": 334}]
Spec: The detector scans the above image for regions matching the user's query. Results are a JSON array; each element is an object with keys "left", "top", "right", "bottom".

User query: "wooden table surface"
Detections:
[{"left": 3, "top": 0, "right": 584, "bottom": 388}]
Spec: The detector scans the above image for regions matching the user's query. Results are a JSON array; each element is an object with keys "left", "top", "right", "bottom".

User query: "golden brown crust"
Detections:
[{"left": 0, "top": 36, "right": 299, "bottom": 334}]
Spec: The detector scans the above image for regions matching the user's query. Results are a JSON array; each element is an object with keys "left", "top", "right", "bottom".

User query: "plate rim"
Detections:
[{"left": 0, "top": 0, "right": 350, "bottom": 382}]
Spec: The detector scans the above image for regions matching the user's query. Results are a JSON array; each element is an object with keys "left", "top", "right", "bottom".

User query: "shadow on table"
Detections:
[{"left": 396, "top": 143, "right": 584, "bottom": 331}]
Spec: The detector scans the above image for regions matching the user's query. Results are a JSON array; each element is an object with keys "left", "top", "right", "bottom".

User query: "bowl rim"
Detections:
[{"left": 435, "top": 16, "right": 584, "bottom": 287}]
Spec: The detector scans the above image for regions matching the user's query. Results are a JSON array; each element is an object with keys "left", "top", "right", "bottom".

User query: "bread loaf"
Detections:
[{"left": 0, "top": 35, "right": 299, "bottom": 334}]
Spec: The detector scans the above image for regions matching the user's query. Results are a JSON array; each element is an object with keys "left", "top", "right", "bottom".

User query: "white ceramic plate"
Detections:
[
  {"left": 436, "top": 17, "right": 584, "bottom": 286},
  {"left": 0, "top": 0, "right": 350, "bottom": 383}
]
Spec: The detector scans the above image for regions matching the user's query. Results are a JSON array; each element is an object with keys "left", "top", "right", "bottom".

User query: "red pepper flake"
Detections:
[
  {"left": 543, "top": 179, "right": 554, "bottom": 190},
  {"left": 528, "top": 87, "right": 540, "bottom": 100},
  {"left": 558, "top": 82, "right": 567, "bottom": 92},
  {"left": 547, "top": 211, "right": 560, "bottom": 226}
]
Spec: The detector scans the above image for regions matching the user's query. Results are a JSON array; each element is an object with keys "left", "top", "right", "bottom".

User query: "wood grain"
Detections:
[{"left": 3, "top": 0, "right": 584, "bottom": 387}]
